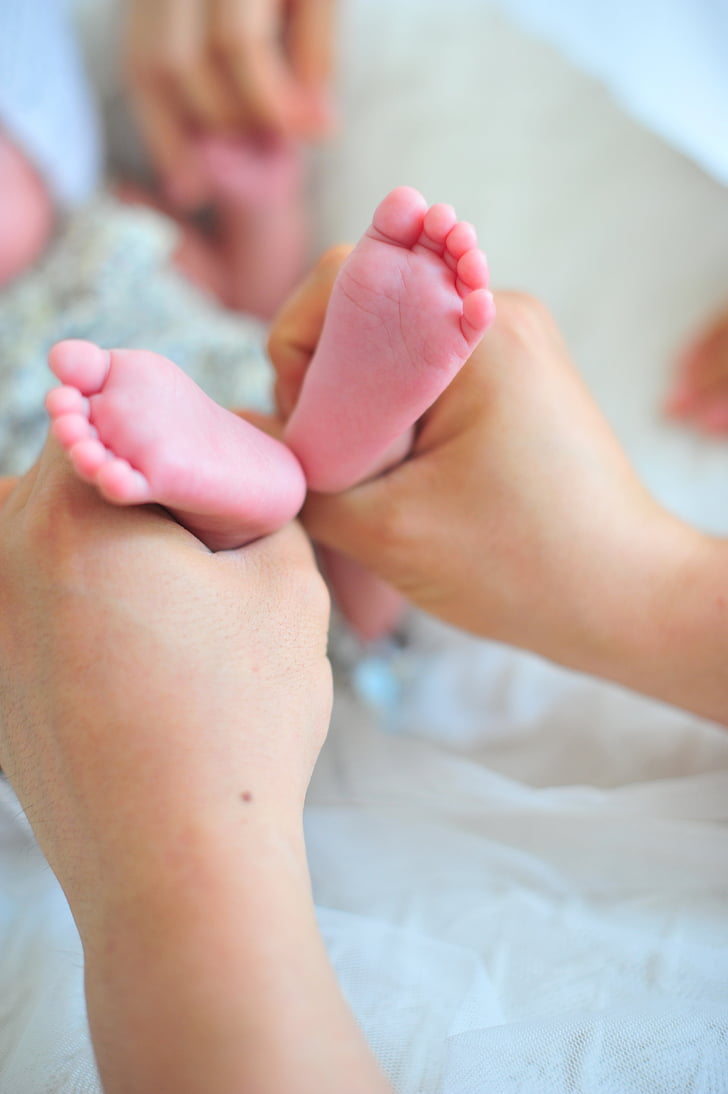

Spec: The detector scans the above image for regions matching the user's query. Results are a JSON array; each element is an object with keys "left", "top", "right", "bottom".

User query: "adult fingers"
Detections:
[
  {"left": 286, "top": 0, "right": 338, "bottom": 135},
  {"left": 299, "top": 447, "right": 456, "bottom": 613},
  {"left": 126, "top": 79, "right": 200, "bottom": 202},
  {"left": 125, "top": 0, "right": 217, "bottom": 204},
  {"left": 210, "top": 0, "right": 295, "bottom": 134},
  {"left": 267, "top": 244, "right": 352, "bottom": 416}
]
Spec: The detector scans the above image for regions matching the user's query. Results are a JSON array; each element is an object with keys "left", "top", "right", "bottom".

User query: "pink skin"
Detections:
[
  {"left": 0, "top": 132, "right": 54, "bottom": 288},
  {"left": 44, "top": 189, "right": 493, "bottom": 638},
  {"left": 284, "top": 186, "right": 494, "bottom": 640},
  {"left": 119, "top": 133, "right": 307, "bottom": 321},
  {"left": 284, "top": 186, "right": 494, "bottom": 491},
  {"left": 664, "top": 308, "right": 728, "bottom": 435},
  {"left": 46, "top": 342, "right": 306, "bottom": 551},
  {"left": 195, "top": 134, "right": 308, "bottom": 321},
  {"left": 194, "top": 133, "right": 303, "bottom": 207}
]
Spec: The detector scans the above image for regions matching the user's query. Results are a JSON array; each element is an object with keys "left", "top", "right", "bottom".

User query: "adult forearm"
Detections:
[
  {"left": 559, "top": 510, "right": 728, "bottom": 726},
  {"left": 619, "top": 529, "right": 728, "bottom": 726},
  {"left": 82, "top": 824, "right": 391, "bottom": 1094}
]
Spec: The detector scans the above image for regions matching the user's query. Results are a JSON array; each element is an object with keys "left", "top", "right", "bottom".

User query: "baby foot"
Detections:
[
  {"left": 282, "top": 187, "right": 494, "bottom": 641},
  {"left": 45, "top": 340, "right": 306, "bottom": 551},
  {"left": 284, "top": 186, "right": 495, "bottom": 492}
]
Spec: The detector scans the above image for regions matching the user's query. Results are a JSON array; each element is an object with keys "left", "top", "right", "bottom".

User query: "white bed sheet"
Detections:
[{"left": 2, "top": 2, "right": 728, "bottom": 1090}]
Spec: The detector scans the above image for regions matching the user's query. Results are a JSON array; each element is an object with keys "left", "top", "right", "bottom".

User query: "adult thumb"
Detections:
[{"left": 300, "top": 466, "right": 426, "bottom": 597}]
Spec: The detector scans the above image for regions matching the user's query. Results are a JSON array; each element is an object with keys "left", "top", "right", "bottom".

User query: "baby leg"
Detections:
[{"left": 46, "top": 340, "right": 305, "bottom": 551}]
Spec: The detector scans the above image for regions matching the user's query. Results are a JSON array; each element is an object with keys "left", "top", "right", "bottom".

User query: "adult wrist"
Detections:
[
  {"left": 79, "top": 818, "right": 391, "bottom": 1094},
  {"left": 80, "top": 825, "right": 324, "bottom": 1094},
  {"left": 74, "top": 804, "right": 309, "bottom": 945}
]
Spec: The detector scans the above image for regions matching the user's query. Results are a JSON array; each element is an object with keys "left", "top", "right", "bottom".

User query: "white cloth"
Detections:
[{"left": 0, "top": 0, "right": 102, "bottom": 205}]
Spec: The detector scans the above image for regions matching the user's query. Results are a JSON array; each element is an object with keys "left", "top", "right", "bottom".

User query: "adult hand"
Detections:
[
  {"left": 269, "top": 257, "right": 649, "bottom": 648},
  {"left": 268, "top": 253, "right": 728, "bottom": 723},
  {"left": 124, "top": 0, "right": 337, "bottom": 205},
  {"left": 0, "top": 438, "right": 397, "bottom": 1093},
  {"left": 0, "top": 436, "right": 331, "bottom": 924}
]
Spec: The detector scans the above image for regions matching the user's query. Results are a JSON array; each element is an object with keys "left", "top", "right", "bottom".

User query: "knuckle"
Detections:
[
  {"left": 497, "top": 291, "right": 557, "bottom": 347},
  {"left": 364, "top": 492, "right": 415, "bottom": 565},
  {"left": 288, "top": 559, "right": 331, "bottom": 624},
  {"left": 261, "top": 529, "right": 331, "bottom": 626}
]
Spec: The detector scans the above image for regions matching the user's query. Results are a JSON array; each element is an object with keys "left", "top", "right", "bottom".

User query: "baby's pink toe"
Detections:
[
  {"left": 462, "top": 290, "right": 496, "bottom": 341},
  {"left": 456, "top": 249, "right": 489, "bottom": 290},
  {"left": 69, "top": 438, "right": 111, "bottom": 480},
  {"left": 52, "top": 413, "right": 96, "bottom": 449},
  {"left": 371, "top": 187, "right": 428, "bottom": 247},
  {"left": 96, "top": 459, "right": 152, "bottom": 504},
  {"left": 446, "top": 221, "right": 478, "bottom": 261},
  {"left": 46, "top": 385, "right": 89, "bottom": 418},
  {"left": 48, "top": 340, "right": 111, "bottom": 396},
  {"left": 422, "top": 203, "right": 457, "bottom": 248}
]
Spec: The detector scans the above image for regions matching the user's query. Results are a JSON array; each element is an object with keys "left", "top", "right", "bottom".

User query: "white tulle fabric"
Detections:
[{"left": 1, "top": 1, "right": 728, "bottom": 1091}]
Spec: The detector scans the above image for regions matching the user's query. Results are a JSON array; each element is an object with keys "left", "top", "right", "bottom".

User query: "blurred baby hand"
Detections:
[{"left": 124, "top": 0, "right": 337, "bottom": 206}]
